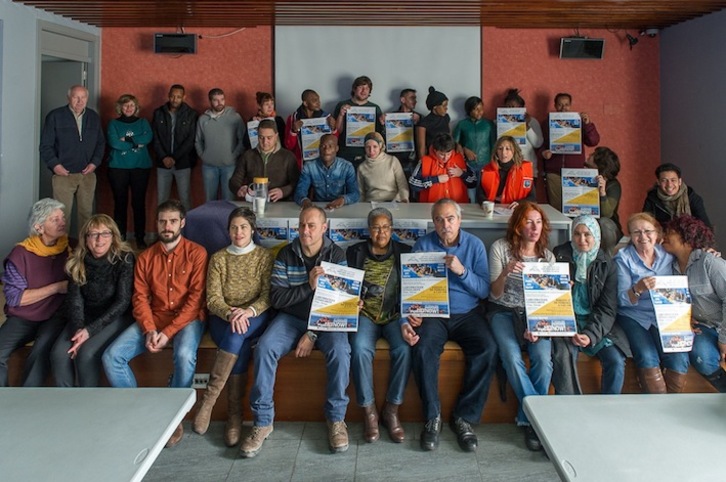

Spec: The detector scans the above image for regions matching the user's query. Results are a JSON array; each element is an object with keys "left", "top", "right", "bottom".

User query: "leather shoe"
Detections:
[
  {"left": 165, "top": 423, "right": 184, "bottom": 448},
  {"left": 362, "top": 404, "right": 380, "bottom": 443},
  {"left": 420, "top": 416, "right": 442, "bottom": 451},
  {"left": 450, "top": 417, "right": 477, "bottom": 452},
  {"left": 524, "top": 425, "right": 543, "bottom": 452},
  {"left": 381, "top": 402, "right": 405, "bottom": 443}
]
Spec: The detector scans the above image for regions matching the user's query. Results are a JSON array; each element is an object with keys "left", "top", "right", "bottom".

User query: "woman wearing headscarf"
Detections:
[
  {"left": 554, "top": 215, "right": 631, "bottom": 394},
  {"left": 357, "top": 132, "right": 409, "bottom": 202}
]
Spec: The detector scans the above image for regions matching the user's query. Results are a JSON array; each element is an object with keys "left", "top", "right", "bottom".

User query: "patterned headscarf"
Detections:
[{"left": 570, "top": 215, "right": 601, "bottom": 283}]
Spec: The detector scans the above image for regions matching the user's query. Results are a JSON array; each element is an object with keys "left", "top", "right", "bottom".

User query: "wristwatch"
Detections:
[
  {"left": 305, "top": 331, "right": 318, "bottom": 343},
  {"left": 631, "top": 286, "right": 642, "bottom": 298}
]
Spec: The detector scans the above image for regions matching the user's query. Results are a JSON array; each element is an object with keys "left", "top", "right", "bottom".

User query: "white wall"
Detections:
[
  {"left": 0, "top": 0, "right": 99, "bottom": 259},
  {"left": 661, "top": 9, "right": 726, "bottom": 246}
]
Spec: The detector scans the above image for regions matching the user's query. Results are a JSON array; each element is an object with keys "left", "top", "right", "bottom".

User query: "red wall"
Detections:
[{"left": 99, "top": 26, "right": 659, "bottom": 233}]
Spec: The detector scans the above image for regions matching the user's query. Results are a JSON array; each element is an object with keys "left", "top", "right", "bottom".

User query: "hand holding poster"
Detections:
[
  {"left": 385, "top": 112, "right": 415, "bottom": 152},
  {"left": 549, "top": 112, "right": 582, "bottom": 154},
  {"left": 308, "top": 262, "right": 365, "bottom": 332},
  {"left": 651, "top": 276, "right": 694, "bottom": 353},
  {"left": 345, "top": 106, "right": 376, "bottom": 147},
  {"left": 561, "top": 168, "right": 600, "bottom": 217},
  {"left": 401, "top": 252, "right": 450, "bottom": 318},
  {"left": 497, "top": 108, "right": 527, "bottom": 145},
  {"left": 301, "top": 117, "right": 332, "bottom": 162},
  {"left": 522, "top": 262, "right": 577, "bottom": 336}
]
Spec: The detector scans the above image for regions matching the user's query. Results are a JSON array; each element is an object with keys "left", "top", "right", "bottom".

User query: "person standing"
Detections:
[
  {"left": 195, "top": 88, "right": 246, "bottom": 202},
  {"left": 285, "top": 89, "right": 337, "bottom": 169},
  {"left": 333, "top": 76, "right": 384, "bottom": 169},
  {"left": 152, "top": 84, "right": 198, "bottom": 211},
  {"left": 39, "top": 85, "right": 105, "bottom": 235},
  {"left": 107, "top": 94, "right": 153, "bottom": 248}
]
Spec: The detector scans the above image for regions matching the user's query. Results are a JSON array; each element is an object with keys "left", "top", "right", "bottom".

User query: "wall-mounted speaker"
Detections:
[
  {"left": 154, "top": 33, "right": 197, "bottom": 54},
  {"left": 559, "top": 38, "right": 604, "bottom": 60}
]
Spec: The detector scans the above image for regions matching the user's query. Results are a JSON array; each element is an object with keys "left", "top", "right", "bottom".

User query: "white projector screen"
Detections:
[{"left": 274, "top": 26, "right": 481, "bottom": 123}]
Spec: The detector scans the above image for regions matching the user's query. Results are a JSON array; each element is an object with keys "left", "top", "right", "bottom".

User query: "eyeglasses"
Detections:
[
  {"left": 631, "top": 229, "right": 656, "bottom": 237},
  {"left": 369, "top": 225, "right": 392, "bottom": 233},
  {"left": 86, "top": 231, "right": 113, "bottom": 240}
]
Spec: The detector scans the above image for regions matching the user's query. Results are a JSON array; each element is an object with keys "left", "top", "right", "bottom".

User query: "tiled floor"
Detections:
[{"left": 144, "top": 421, "right": 559, "bottom": 481}]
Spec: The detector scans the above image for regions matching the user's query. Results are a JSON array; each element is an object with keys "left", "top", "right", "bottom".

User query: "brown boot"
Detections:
[
  {"left": 637, "top": 367, "right": 667, "bottom": 394},
  {"left": 224, "top": 373, "right": 246, "bottom": 447},
  {"left": 193, "top": 350, "right": 238, "bottom": 435},
  {"left": 165, "top": 423, "right": 184, "bottom": 448},
  {"left": 381, "top": 402, "right": 405, "bottom": 443},
  {"left": 664, "top": 369, "right": 687, "bottom": 393},
  {"left": 362, "top": 404, "right": 379, "bottom": 443}
]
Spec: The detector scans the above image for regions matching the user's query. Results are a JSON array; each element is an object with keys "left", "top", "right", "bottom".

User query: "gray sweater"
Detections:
[{"left": 195, "top": 107, "right": 246, "bottom": 167}]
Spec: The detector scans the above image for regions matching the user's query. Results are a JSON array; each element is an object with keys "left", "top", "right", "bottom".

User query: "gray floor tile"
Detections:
[
  {"left": 227, "top": 439, "right": 299, "bottom": 482},
  {"left": 290, "top": 439, "right": 358, "bottom": 482}
]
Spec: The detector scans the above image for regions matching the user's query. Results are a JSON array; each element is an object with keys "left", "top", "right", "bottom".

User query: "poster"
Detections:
[
  {"left": 255, "top": 218, "right": 288, "bottom": 253},
  {"left": 400, "top": 252, "right": 449, "bottom": 318},
  {"left": 345, "top": 106, "right": 376, "bottom": 147},
  {"left": 561, "top": 168, "right": 600, "bottom": 217},
  {"left": 651, "top": 276, "right": 694, "bottom": 353},
  {"left": 385, "top": 112, "right": 415, "bottom": 152},
  {"left": 549, "top": 112, "right": 582, "bottom": 154},
  {"left": 392, "top": 219, "right": 428, "bottom": 246},
  {"left": 522, "top": 262, "right": 577, "bottom": 336},
  {"left": 287, "top": 218, "right": 300, "bottom": 242},
  {"left": 308, "top": 261, "right": 364, "bottom": 332},
  {"left": 301, "top": 117, "right": 332, "bottom": 162},
  {"left": 497, "top": 107, "right": 527, "bottom": 145},
  {"left": 328, "top": 218, "right": 369, "bottom": 249},
  {"left": 247, "top": 117, "right": 276, "bottom": 149}
]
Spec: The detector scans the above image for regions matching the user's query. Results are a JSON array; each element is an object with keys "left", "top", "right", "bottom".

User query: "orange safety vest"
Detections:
[
  {"left": 480, "top": 161, "right": 534, "bottom": 204},
  {"left": 418, "top": 151, "right": 470, "bottom": 204}
]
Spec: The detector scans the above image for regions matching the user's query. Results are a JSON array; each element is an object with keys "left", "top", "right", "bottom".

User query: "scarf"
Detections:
[
  {"left": 226, "top": 241, "right": 256, "bottom": 255},
  {"left": 17, "top": 235, "right": 70, "bottom": 257},
  {"left": 570, "top": 215, "right": 601, "bottom": 283},
  {"left": 657, "top": 182, "right": 691, "bottom": 217},
  {"left": 258, "top": 109, "right": 276, "bottom": 118},
  {"left": 117, "top": 115, "right": 139, "bottom": 124}
]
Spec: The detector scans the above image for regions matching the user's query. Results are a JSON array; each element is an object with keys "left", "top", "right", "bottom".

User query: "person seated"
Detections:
[
  {"left": 229, "top": 119, "right": 300, "bottom": 202},
  {"left": 553, "top": 215, "right": 631, "bottom": 394},
  {"left": 662, "top": 215, "right": 726, "bottom": 392},
  {"left": 476, "top": 136, "right": 535, "bottom": 209},
  {"left": 614, "top": 212, "right": 688, "bottom": 394},
  {"left": 642, "top": 162, "right": 711, "bottom": 228},
  {"left": 51, "top": 214, "right": 135, "bottom": 387},
  {"left": 193, "top": 207, "right": 274, "bottom": 447},
  {"left": 241, "top": 206, "right": 350, "bottom": 457},
  {"left": 487, "top": 202, "right": 554, "bottom": 451},
  {"left": 357, "top": 132, "right": 409, "bottom": 202},
  {"left": 333, "top": 76, "right": 384, "bottom": 168},
  {"left": 416, "top": 86, "right": 451, "bottom": 160},
  {"left": 409, "top": 133, "right": 476, "bottom": 204},
  {"left": 285, "top": 89, "right": 337, "bottom": 169},
  {"left": 453, "top": 96, "right": 496, "bottom": 203},
  {"left": 585, "top": 146, "right": 624, "bottom": 248},
  {"left": 294, "top": 134, "right": 360, "bottom": 209},
  {"left": 502, "top": 88, "right": 544, "bottom": 177},
  {"left": 347, "top": 207, "right": 412, "bottom": 443},
  {"left": 250, "top": 92, "right": 286, "bottom": 147},
  {"left": 0, "top": 198, "right": 71, "bottom": 387},
  {"left": 401, "top": 199, "right": 497, "bottom": 453}
]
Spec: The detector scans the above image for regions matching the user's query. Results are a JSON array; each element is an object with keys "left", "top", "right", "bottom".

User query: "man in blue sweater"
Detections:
[{"left": 401, "top": 198, "right": 497, "bottom": 453}]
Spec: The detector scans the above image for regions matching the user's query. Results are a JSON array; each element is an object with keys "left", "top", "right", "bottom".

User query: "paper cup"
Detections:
[{"left": 482, "top": 201, "right": 495, "bottom": 218}]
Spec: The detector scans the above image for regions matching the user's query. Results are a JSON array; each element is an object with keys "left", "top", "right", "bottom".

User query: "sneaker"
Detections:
[
  {"left": 450, "top": 417, "right": 478, "bottom": 452},
  {"left": 524, "top": 425, "right": 543, "bottom": 452},
  {"left": 327, "top": 420, "right": 349, "bottom": 453},
  {"left": 239, "top": 425, "right": 273, "bottom": 458}
]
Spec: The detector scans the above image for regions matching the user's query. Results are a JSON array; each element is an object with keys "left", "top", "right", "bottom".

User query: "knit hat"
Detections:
[
  {"left": 425, "top": 86, "right": 448, "bottom": 110},
  {"left": 364, "top": 131, "right": 385, "bottom": 148}
]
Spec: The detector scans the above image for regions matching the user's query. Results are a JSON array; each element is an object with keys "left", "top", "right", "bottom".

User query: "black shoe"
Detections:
[
  {"left": 450, "top": 417, "right": 478, "bottom": 452},
  {"left": 420, "top": 416, "right": 442, "bottom": 451},
  {"left": 524, "top": 426, "right": 543, "bottom": 452}
]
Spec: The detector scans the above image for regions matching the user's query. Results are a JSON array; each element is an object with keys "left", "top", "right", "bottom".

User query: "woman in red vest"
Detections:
[
  {"left": 477, "top": 136, "right": 535, "bottom": 209},
  {"left": 409, "top": 133, "right": 476, "bottom": 204}
]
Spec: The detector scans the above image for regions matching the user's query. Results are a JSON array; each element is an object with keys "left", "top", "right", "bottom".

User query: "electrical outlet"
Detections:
[{"left": 192, "top": 373, "right": 210, "bottom": 389}]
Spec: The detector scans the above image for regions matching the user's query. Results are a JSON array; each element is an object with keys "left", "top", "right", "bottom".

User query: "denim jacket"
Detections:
[{"left": 294, "top": 157, "right": 360, "bottom": 205}]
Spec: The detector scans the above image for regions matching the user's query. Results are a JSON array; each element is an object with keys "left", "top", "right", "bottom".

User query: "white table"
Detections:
[
  {"left": 0, "top": 388, "right": 196, "bottom": 482},
  {"left": 523, "top": 394, "right": 726, "bottom": 482}
]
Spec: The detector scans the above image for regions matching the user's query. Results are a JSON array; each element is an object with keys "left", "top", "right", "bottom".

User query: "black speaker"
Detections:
[
  {"left": 154, "top": 33, "right": 197, "bottom": 54},
  {"left": 559, "top": 38, "right": 604, "bottom": 60}
]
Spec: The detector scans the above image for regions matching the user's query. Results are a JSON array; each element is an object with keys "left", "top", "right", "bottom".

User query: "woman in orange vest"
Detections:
[
  {"left": 409, "top": 133, "right": 476, "bottom": 204},
  {"left": 477, "top": 136, "right": 535, "bottom": 209}
]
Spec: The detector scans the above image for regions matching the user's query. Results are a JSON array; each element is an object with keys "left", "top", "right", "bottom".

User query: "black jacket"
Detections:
[
  {"left": 151, "top": 102, "right": 199, "bottom": 170},
  {"left": 553, "top": 243, "right": 631, "bottom": 357},
  {"left": 642, "top": 186, "right": 711, "bottom": 228}
]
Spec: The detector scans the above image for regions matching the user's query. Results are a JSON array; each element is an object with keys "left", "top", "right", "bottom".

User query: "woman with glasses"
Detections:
[
  {"left": 615, "top": 212, "right": 688, "bottom": 393},
  {"left": 346, "top": 207, "right": 411, "bottom": 443},
  {"left": 51, "top": 214, "right": 135, "bottom": 387}
]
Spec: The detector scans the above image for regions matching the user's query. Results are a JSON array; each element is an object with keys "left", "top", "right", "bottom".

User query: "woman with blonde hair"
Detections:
[
  {"left": 51, "top": 214, "right": 135, "bottom": 387},
  {"left": 477, "top": 136, "right": 535, "bottom": 209}
]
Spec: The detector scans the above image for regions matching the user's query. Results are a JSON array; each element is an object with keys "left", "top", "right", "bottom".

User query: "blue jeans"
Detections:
[
  {"left": 202, "top": 164, "right": 235, "bottom": 202},
  {"left": 157, "top": 167, "right": 192, "bottom": 211},
  {"left": 489, "top": 311, "right": 553, "bottom": 425},
  {"left": 208, "top": 313, "right": 270, "bottom": 374},
  {"left": 689, "top": 323, "right": 721, "bottom": 376},
  {"left": 349, "top": 315, "right": 411, "bottom": 407},
  {"left": 595, "top": 345, "right": 627, "bottom": 394},
  {"left": 249, "top": 312, "right": 350, "bottom": 426},
  {"left": 102, "top": 320, "right": 204, "bottom": 388},
  {"left": 411, "top": 306, "right": 498, "bottom": 422},
  {"left": 618, "top": 315, "right": 689, "bottom": 373}
]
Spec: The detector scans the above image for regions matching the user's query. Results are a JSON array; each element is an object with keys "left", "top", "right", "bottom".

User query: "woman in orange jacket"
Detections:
[{"left": 477, "top": 136, "right": 535, "bottom": 209}]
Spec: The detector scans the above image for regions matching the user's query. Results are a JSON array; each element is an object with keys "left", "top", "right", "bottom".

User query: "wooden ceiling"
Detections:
[{"left": 15, "top": 1, "right": 726, "bottom": 29}]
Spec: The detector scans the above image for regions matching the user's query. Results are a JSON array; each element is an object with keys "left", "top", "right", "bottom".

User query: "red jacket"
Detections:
[
  {"left": 480, "top": 161, "right": 534, "bottom": 204},
  {"left": 416, "top": 151, "right": 471, "bottom": 204}
]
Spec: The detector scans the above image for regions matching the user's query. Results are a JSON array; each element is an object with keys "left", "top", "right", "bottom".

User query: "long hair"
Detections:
[
  {"left": 65, "top": 214, "right": 134, "bottom": 285},
  {"left": 506, "top": 202, "right": 551, "bottom": 260},
  {"left": 491, "top": 136, "right": 524, "bottom": 167}
]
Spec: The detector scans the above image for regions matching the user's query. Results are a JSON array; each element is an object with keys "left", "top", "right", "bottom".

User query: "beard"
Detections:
[{"left": 159, "top": 229, "right": 182, "bottom": 244}]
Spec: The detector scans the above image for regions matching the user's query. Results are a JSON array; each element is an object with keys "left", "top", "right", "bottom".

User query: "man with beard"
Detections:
[
  {"left": 102, "top": 200, "right": 208, "bottom": 448},
  {"left": 195, "top": 88, "right": 246, "bottom": 202},
  {"left": 333, "top": 76, "right": 384, "bottom": 169}
]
